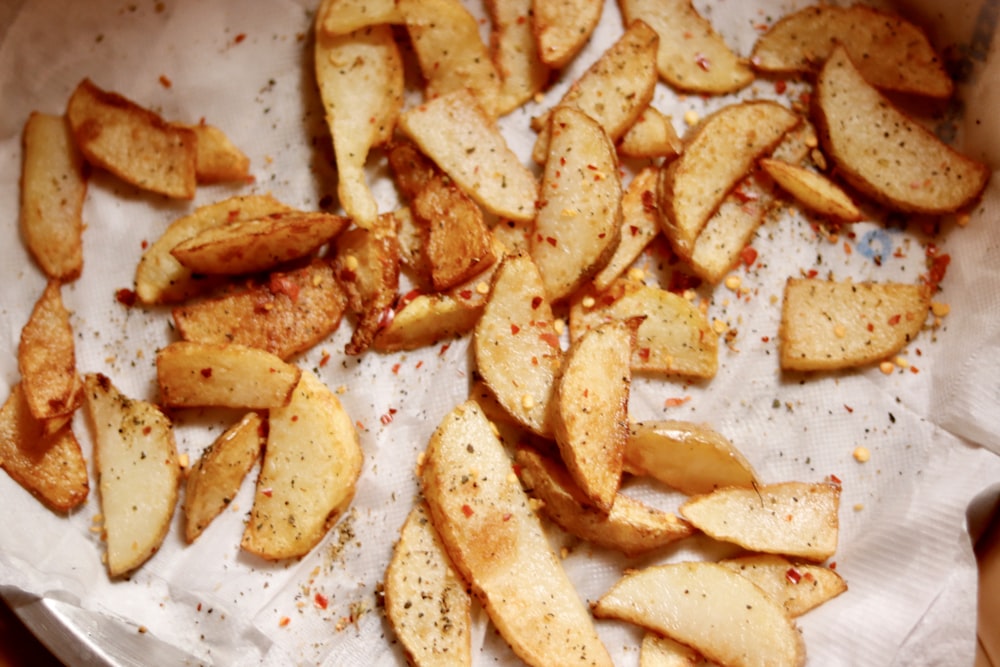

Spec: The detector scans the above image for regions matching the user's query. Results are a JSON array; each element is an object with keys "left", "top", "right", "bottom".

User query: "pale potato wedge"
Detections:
[
  {"left": 592, "top": 167, "right": 661, "bottom": 292},
  {"left": 751, "top": 4, "right": 952, "bottom": 98},
  {"left": 384, "top": 502, "right": 472, "bottom": 666},
  {"left": 640, "top": 634, "right": 715, "bottom": 667},
  {"left": 658, "top": 100, "right": 799, "bottom": 257},
  {"left": 83, "top": 373, "right": 180, "bottom": 576},
  {"left": 778, "top": 278, "right": 930, "bottom": 372},
  {"left": 0, "top": 382, "right": 88, "bottom": 512},
  {"left": 242, "top": 369, "right": 362, "bottom": 560},
  {"left": 473, "top": 253, "right": 563, "bottom": 436},
  {"left": 618, "top": 0, "right": 753, "bottom": 94},
  {"left": 814, "top": 46, "right": 988, "bottom": 214},
  {"left": 533, "top": 0, "right": 603, "bottom": 69},
  {"left": 625, "top": 420, "right": 758, "bottom": 495},
  {"left": 532, "top": 106, "right": 622, "bottom": 301},
  {"left": 720, "top": 554, "right": 847, "bottom": 617},
  {"left": 680, "top": 481, "right": 841, "bottom": 562},
  {"left": 372, "top": 291, "right": 485, "bottom": 353},
  {"left": 617, "top": 105, "right": 682, "bottom": 160},
  {"left": 515, "top": 445, "right": 692, "bottom": 556},
  {"left": 318, "top": 0, "right": 402, "bottom": 36},
  {"left": 594, "top": 562, "right": 804, "bottom": 667},
  {"left": 760, "top": 157, "right": 862, "bottom": 222},
  {"left": 183, "top": 412, "right": 264, "bottom": 543},
  {"left": 18, "top": 281, "right": 81, "bottom": 425},
  {"left": 183, "top": 122, "right": 251, "bottom": 184},
  {"left": 66, "top": 78, "right": 196, "bottom": 199},
  {"left": 20, "top": 112, "right": 86, "bottom": 282},
  {"left": 156, "top": 342, "right": 302, "bottom": 409},
  {"left": 398, "top": 89, "right": 538, "bottom": 222},
  {"left": 487, "top": 0, "right": 550, "bottom": 115},
  {"left": 420, "top": 401, "right": 613, "bottom": 667}
]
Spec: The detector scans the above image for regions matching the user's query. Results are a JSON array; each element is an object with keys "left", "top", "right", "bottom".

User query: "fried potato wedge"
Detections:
[
  {"left": 318, "top": 0, "right": 402, "bottom": 36},
  {"left": 398, "top": 89, "right": 538, "bottom": 222},
  {"left": 778, "top": 278, "right": 930, "bottom": 372},
  {"left": 384, "top": 502, "right": 472, "bottom": 666},
  {"left": 814, "top": 46, "right": 988, "bottom": 214},
  {"left": 760, "top": 157, "right": 861, "bottom": 222},
  {"left": 618, "top": 0, "right": 753, "bottom": 94},
  {"left": 592, "top": 167, "right": 661, "bottom": 292},
  {"left": 640, "top": 634, "right": 714, "bottom": 667},
  {"left": 372, "top": 291, "right": 485, "bottom": 352},
  {"left": 183, "top": 412, "right": 264, "bottom": 543},
  {"left": 66, "top": 78, "right": 196, "bottom": 199},
  {"left": 617, "top": 105, "right": 682, "bottom": 160},
  {"left": 156, "top": 342, "right": 302, "bottom": 410},
  {"left": 18, "top": 281, "right": 81, "bottom": 425},
  {"left": 516, "top": 445, "right": 692, "bottom": 556},
  {"left": 532, "top": 0, "right": 603, "bottom": 69},
  {"left": 487, "top": 0, "right": 550, "bottom": 115},
  {"left": 0, "top": 383, "right": 88, "bottom": 512},
  {"left": 183, "top": 122, "right": 251, "bottom": 184},
  {"left": 658, "top": 100, "right": 799, "bottom": 257},
  {"left": 242, "top": 369, "right": 362, "bottom": 560},
  {"left": 20, "top": 112, "right": 86, "bottom": 282},
  {"left": 83, "top": 373, "right": 180, "bottom": 576},
  {"left": 751, "top": 4, "right": 952, "bottom": 98},
  {"left": 570, "top": 279, "right": 717, "bottom": 378},
  {"left": 532, "top": 106, "right": 622, "bottom": 301},
  {"left": 420, "top": 401, "right": 613, "bottom": 667},
  {"left": 680, "top": 481, "right": 841, "bottom": 562},
  {"left": 135, "top": 194, "right": 292, "bottom": 304},
  {"left": 474, "top": 253, "right": 563, "bottom": 436},
  {"left": 625, "top": 420, "right": 757, "bottom": 495},
  {"left": 594, "top": 562, "right": 804, "bottom": 667},
  {"left": 720, "top": 554, "right": 847, "bottom": 617}
]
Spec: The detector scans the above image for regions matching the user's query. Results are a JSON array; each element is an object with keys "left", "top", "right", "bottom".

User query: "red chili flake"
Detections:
[
  {"left": 159, "top": 75, "right": 172, "bottom": 88},
  {"left": 234, "top": 33, "right": 246, "bottom": 44},
  {"left": 262, "top": 488, "right": 273, "bottom": 498},
  {"left": 888, "top": 313, "right": 901, "bottom": 326},
  {"left": 740, "top": 246, "right": 758, "bottom": 267},
  {"left": 197, "top": 603, "right": 202, "bottom": 612},
  {"left": 829, "top": 561, "right": 837, "bottom": 570},
  {"left": 774, "top": 80, "right": 787, "bottom": 94},
  {"left": 141, "top": 239, "right": 149, "bottom": 250},
  {"left": 415, "top": 360, "right": 424, "bottom": 370},
  {"left": 268, "top": 274, "right": 300, "bottom": 302},
  {"left": 761, "top": 335, "right": 770, "bottom": 343},
  {"left": 439, "top": 343, "right": 451, "bottom": 355},
  {"left": 546, "top": 236, "right": 558, "bottom": 247},
  {"left": 539, "top": 332, "right": 560, "bottom": 349},
  {"left": 400, "top": 288, "right": 421, "bottom": 307},
  {"left": 314, "top": 593, "right": 329, "bottom": 610},
  {"left": 867, "top": 323, "right": 875, "bottom": 332},
  {"left": 391, "top": 363, "right": 401, "bottom": 374},
  {"left": 200, "top": 367, "right": 213, "bottom": 379},
  {"left": 511, "top": 324, "right": 521, "bottom": 335},
  {"left": 641, "top": 189, "right": 657, "bottom": 213},
  {"left": 910, "top": 366, "right": 920, "bottom": 374},
  {"left": 516, "top": 15, "right": 527, "bottom": 24},
  {"left": 667, "top": 271, "right": 702, "bottom": 294},
  {"left": 512, "top": 463, "right": 523, "bottom": 477},
  {"left": 502, "top": 513, "right": 512, "bottom": 522},
  {"left": 828, "top": 474, "right": 842, "bottom": 486},
  {"left": 924, "top": 250, "right": 950, "bottom": 291},
  {"left": 380, "top": 412, "right": 394, "bottom": 425},
  {"left": 806, "top": 269, "right": 819, "bottom": 278},
  {"left": 461, "top": 504, "right": 474, "bottom": 517},
  {"left": 142, "top": 426, "right": 152, "bottom": 436},
  {"left": 785, "top": 568, "right": 802, "bottom": 584},
  {"left": 115, "top": 288, "right": 138, "bottom": 307},
  {"left": 638, "top": 347, "right": 651, "bottom": 360},
  {"left": 319, "top": 351, "right": 331, "bottom": 367},
  {"left": 695, "top": 53, "right": 711, "bottom": 71},
  {"left": 664, "top": 396, "right": 690, "bottom": 408},
  {"left": 278, "top": 616, "right": 290, "bottom": 627},
  {"left": 531, "top": 296, "right": 543, "bottom": 309},
  {"left": 459, "top": 289, "right": 473, "bottom": 299},
  {"left": 844, "top": 404, "right": 854, "bottom": 413}
]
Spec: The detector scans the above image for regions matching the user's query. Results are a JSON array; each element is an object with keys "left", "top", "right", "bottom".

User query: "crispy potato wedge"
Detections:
[
  {"left": 658, "top": 101, "right": 799, "bottom": 258},
  {"left": 83, "top": 373, "right": 180, "bottom": 576},
  {"left": 720, "top": 554, "right": 847, "bottom": 617},
  {"left": 625, "top": 420, "right": 758, "bottom": 495},
  {"left": 183, "top": 412, "right": 264, "bottom": 543},
  {"left": 532, "top": 0, "right": 603, "bottom": 69},
  {"left": 516, "top": 445, "right": 692, "bottom": 556},
  {"left": 778, "top": 278, "right": 930, "bottom": 372},
  {"left": 474, "top": 253, "right": 562, "bottom": 436},
  {"left": 18, "top": 281, "right": 81, "bottom": 426},
  {"left": 66, "top": 78, "right": 196, "bottom": 199},
  {"left": 618, "top": 0, "right": 753, "bottom": 94},
  {"left": 384, "top": 502, "right": 472, "bottom": 666},
  {"left": 617, "top": 105, "right": 682, "bottom": 160},
  {"left": 156, "top": 342, "right": 302, "bottom": 410},
  {"left": 20, "top": 112, "right": 86, "bottom": 282},
  {"left": 680, "top": 481, "right": 841, "bottom": 562},
  {"left": 420, "top": 401, "right": 613, "bottom": 667},
  {"left": 183, "top": 122, "right": 250, "bottom": 184},
  {"left": 387, "top": 139, "right": 439, "bottom": 204},
  {"left": 570, "top": 279, "right": 717, "bottom": 378},
  {"left": 318, "top": 0, "right": 402, "bottom": 36},
  {"left": 751, "top": 4, "right": 952, "bottom": 98},
  {"left": 592, "top": 167, "right": 661, "bottom": 292},
  {"left": 760, "top": 157, "right": 861, "bottom": 222},
  {"left": 242, "top": 369, "right": 362, "bottom": 560},
  {"left": 398, "top": 89, "right": 538, "bottom": 222},
  {"left": 532, "top": 106, "right": 622, "bottom": 301},
  {"left": 594, "top": 562, "right": 804, "bottom": 667},
  {"left": 0, "top": 383, "right": 88, "bottom": 512},
  {"left": 372, "top": 291, "right": 485, "bottom": 352},
  {"left": 487, "top": 0, "right": 550, "bottom": 115},
  {"left": 815, "top": 46, "right": 988, "bottom": 214},
  {"left": 640, "top": 634, "right": 714, "bottom": 667}
]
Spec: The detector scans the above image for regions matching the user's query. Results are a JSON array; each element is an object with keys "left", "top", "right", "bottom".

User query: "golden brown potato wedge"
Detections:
[
  {"left": 83, "top": 373, "right": 180, "bottom": 576},
  {"left": 384, "top": 502, "right": 472, "bottom": 666},
  {"left": 680, "top": 481, "right": 841, "bottom": 562},
  {"left": 372, "top": 291, "right": 485, "bottom": 352},
  {"left": 18, "top": 281, "right": 81, "bottom": 426},
  {"left": 720, "top": 554, "right": 847, "bottom": 617},
  {"left": 760, "top": 157, "right": 861, "bottom": 222},
  {"left": 814, "top": 46, "right": 988, "bottom": 214},
  {"left": 532, "top": 0, "right": 603, "bottom": 69},
  {"left": 779, "top": 278, "right": 930, "bottom": 372},
  {"left": 242, "top": 369, "right": 362, "bottom": 560},
  {"left": 183, "top": 122, "right": 251, "bottom": 184},
  {"left": 617, "top": 105, "right": 682, "bottom": 160},
  {"left": 640, "top": 634, "right": 714, "bottom": 667},
  {"left": 420, "top": 401, "right": 613, "bottom": 667},
  {"left": 318, "top": 0, "right": 402, "bottom": 36},
  {"left": 387, "top": 139, "right": 439, "bottom": 204},
  {"left": 20, "top": 112, "right": 86, "bottom": 282},
  {"left": 487, "top": 0, "right": 551, "bottom": 115},
  {"left": 592, "top": 167, "right": 661, "bottom": 292},
  {"left": 66, "top": 78, "right": 196, "bottom": 199}
]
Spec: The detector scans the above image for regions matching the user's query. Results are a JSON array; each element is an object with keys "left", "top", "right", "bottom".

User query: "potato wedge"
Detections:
[
  {"left": 66, "top": 78, "right": 196, "bottom": 199},
  {"left": 83, "top": 373, "right": 180, "bottom": 576},
  {"left": 760, "top": 157, "right": 861, "bottom": 222},
  {"left": 679, "top": 481, "right": 841, "bottom": 562},
  {"left": 515, "top": 445, "right": 692, "bottom": 556},
  {"left": 592, "top": 167, "right": 661, "bottom": 292},
  {"left": 751, "top": 4, "right": 952, "bottom": 98},
  {"left": 487, "top": 0, "right": 550, "bottom": 115},
  {"left": 658, "top": 101, "right": 799, "bottom": 258},
  {"left": 398, "top": 89, "right": 538, "bottom": 222},
  {"left": 594, "top": 562, "right": 804, "bottom": 667},
  {"left": 618, "top": 0, "right": 753, "bottom": 94},
  {"left": 420, "top": 401, "right": 613, "bottom": 667},
  {"left": 720, "top": 554, "right": 847, "bottom": 617},
  {"left": 617, "top": 105, "right": 682, "bottom": 160},
  {"left": 473, "top": 253, "right": 562, "bottom": 436},
  {"left": 384, "top": 502, "right": 472, "bottom": 666},
  {"left": 625, "top": 420, "right": 758, "bottom": 495},
  {"left": 814, "top": 46, "right": 988, "bottom": 214},
  {"left": 533, "top": 0, "right": 602, "bottom": 69},
  {"left": 0, "top": 383, "right": 88, "bottom": 512},
  {"left": 532, "top": 106, "right": 622, "bottom": 301},
  {"left": 318, "top": 0, "right": 402, "bottom": 36},
  {"left": 20, "top": 112, "right": 86, "bottom": 282},
  {"left": 183, "top": 122, "right": 251, "bottom": 184},
  {"left": 183, "top": 412, "right": 264, "bottom": 543},
  {"left": 18, "top": 281, "right": 81, "bottom": 426},
  {"left": 640, "top": 634, "right": 714, "bottom": 667},
  {"left": 778, "top": 278, "right": 930, "bottom": 372},
  {"left": 156, "top": 342, "right": 302, "bottom": 409},
  {"left": 242, "top": 369, "right": 362, "bottom": 560},
  {"left": 372, "top": 291, "right": 485, "bottom": 352}
]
